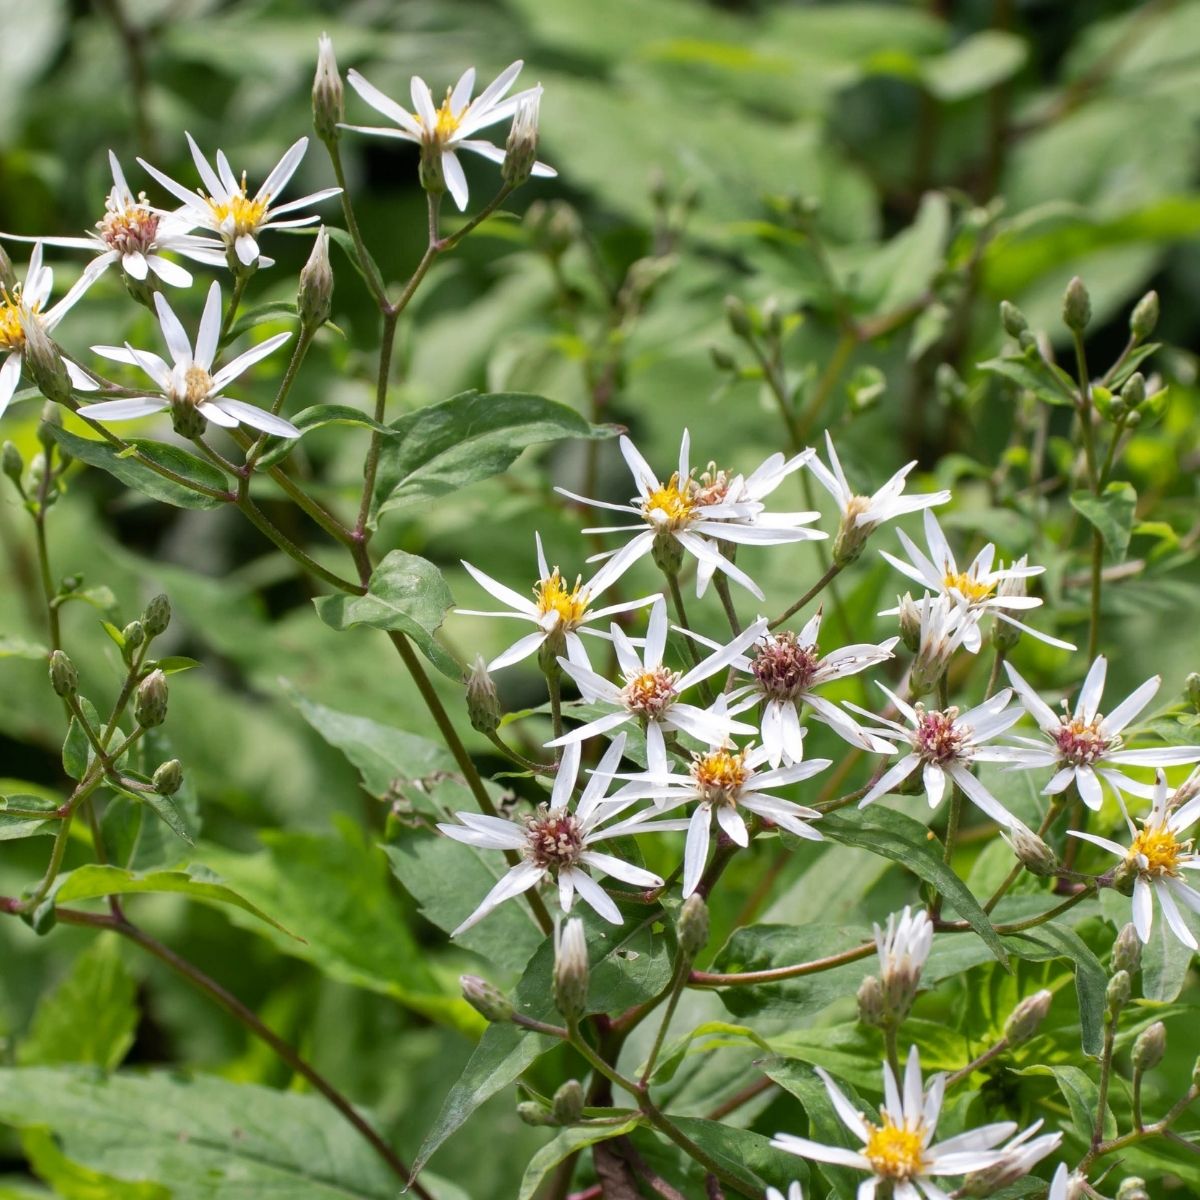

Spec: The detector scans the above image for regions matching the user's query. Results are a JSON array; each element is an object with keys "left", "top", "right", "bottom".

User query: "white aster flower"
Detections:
[
  {"left": 874, "top": 905, "right": 933, "bottom": 1010},
  {"left": 807, "top": 431, "right": 950, "bottom": 564},
  {"left": 0, "top": 243, "right": 98, "bottom": 419},
  {"left": 766, "top": 1185, "right": 803, "bottom": 1200},
  {"left": 619, "top": 736, "right": 829, "bottom": 897},
  {"left": 852, "top": 686, "right": 1028, "bottom": 828},
  {"left": 960, "top": 1119, "right": 1063, "bottom": 1195},
  {"left": 139, "top": 135, "right": 341, "bottom": 268},
  {"left": 1004, "top": 657, "right": 1200, "bottom": 811},
  {"left": 76, "top": 280, "right": 299, "bottom": 437},
  {"left": 901, "top": 592, "right": 981, "bottom": 696},
  {"left": 458, "top": 532, "right": 658, "bottom": 672},
  {"left": 547, "top": 597, "right": 764, "bottom": 774},
  {"left": 343, "top": 60, "right": 556, "bottom": 211},
  {"left": 1047, "top": 1163, "right": 1086, "bottom": 1200},
  {"left": 3, "top": 152, "right": 226, "bottom": 291},
  {"left": 561, "top": 432, "right": 824, "bottom": 602},
  {"left": 772, "top": 1048, "right": 1019, "bottom": 1199},
  {"left": 437, "top": 735, "right": 686, "bottom": 932},
  {"left": 1070, "top": 768, "right": 1200, "bottom": 950},
  {"left": 879, "top": 510, "right": 1074, "bottom": 652}
]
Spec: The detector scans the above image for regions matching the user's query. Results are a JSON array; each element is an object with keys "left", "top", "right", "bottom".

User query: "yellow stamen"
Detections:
[
  {"left": 1130, "top": 825, "right": 1185, "bottom": 877},
  {"left": 943, "top": 570, "right": 996, "bottom": 603},
  {"left": 535, "top": 570, "right": 589, "bottom": 630},
  {"left": 415, "top": 89, "right": 463, "bottom": 144},
  {"left": 643, "top": 473, "right": 696, "bottom": 527},
  {"left": 0, "top": 293, "right": 27, "bottom": 352},
  {"left": 207, "top": 173, "right": 270, "bottom": 236},
  {"left": 864, "top": 1116, "right": 926, "bottom": 1180},
  {"left": 692, "top": 749, "right": 749, "bottom": 801},
  {"left": 182, "top": 365, "right": 212, "bottom": 406}
]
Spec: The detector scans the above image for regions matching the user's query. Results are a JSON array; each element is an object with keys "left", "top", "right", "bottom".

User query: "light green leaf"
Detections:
[
  {"left": 0, "top": 795, "right": 59, "bottom": 841},
  {"left": 668, "top": 1118, "right": 809, "bottom": 1195},
  {"left": 977, "top": 353, "right": 1075, "bottom": 406},
  {"left": 313, "top": 550, "right": 460, "bottom": 679},
  {"left": 518, "top": 1117, "right": 642, "bottom": 1200},
  {"left": 1071, "top": 482, "right": 1137, "bottom": 560},
  {"left": 1005, "top": 923, "right": 1106, "bottom": 1054},
  {"left": 921, "top": 30, "right": 1027, "bottom": 101},
  {"left": 1017, "top": 1064, "right": 1115, "bottom": 1141},
  {"left": 255, "top": 404, "right": 394, "bottom": 469},
  {"left": 0, "top": 637, "right": 47, "bottom": 660}
]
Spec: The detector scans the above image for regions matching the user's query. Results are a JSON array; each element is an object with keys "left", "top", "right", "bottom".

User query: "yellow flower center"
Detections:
[
  {"left": 643, "top": 474, "right": 696, "bottom": 528},
  {"left": 182, "top": 365, "right": 213, "bottom": 406},
  {"left": 691, "top": 749, "right": 749, "bottom": 803},
  {"left": 942, "top": 570, "right": 996, "bottom": 603},
  {"left": 864, "top": 1116, "right": 927, "bottom": 1180},
  {"left": 415, "top": 90, "right": 463, "bottom": 144},
  {"left": 1130, "top": 825, "right": 1186, "bottom": 877},
  {"left": 621, "top": 667, "right": 678, "bottom": 718},
  {"left": 207, "top": 175, "right": 270, "bottom": 236},
  {"left": 0, "top": 291, "right": 29, "bottom": 351},
  {"left": 535, "top": 570, "right": 589, "bottom": 630}
]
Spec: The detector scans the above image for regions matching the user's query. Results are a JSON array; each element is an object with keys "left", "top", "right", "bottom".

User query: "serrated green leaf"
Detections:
[{"left": 1070, "top": 482, "right": 1137, "bottom": 560}]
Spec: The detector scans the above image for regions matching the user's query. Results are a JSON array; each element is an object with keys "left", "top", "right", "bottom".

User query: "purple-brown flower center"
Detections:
[
  {"left": 524, "top": 809, "right": 584, "bottom": 868},
  {"left": 99, "top": 204, "right": 160, "bottom": 256},
  {"left": 621, "top": 667, "right": 679, "bottom": 718},
  {"left": 914, "top": 707, "right": 966, "bottom": 764},
  {"left": 1053, "top": 715, "right": 1110, "bottom": 765},
  {"left": 751, "top": 632, "right": 820, "bottom": 701}
]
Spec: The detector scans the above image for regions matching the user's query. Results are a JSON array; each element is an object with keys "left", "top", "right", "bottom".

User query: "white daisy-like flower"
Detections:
[
  {"left": 879, "top": 510, "right": 1074, "bottom": 652},
  {"left": 76, "top": 280, "right": 300, "bottom": 437},
  {"left": 458, "top": 532, "right": 659, "bottom": 672},
  {"left": 618, "top": 736, "right": 829, "bottom": 897},
  {"left": 960, "top": 1120, "right": 1063, "bottom": 1195},
  {"left": 546, "top": 597, "right": 764, "bottom": 773},
  {"left": 1047, "top": 1162, "right": 1085, "bottom": 1200},
  {"left": 3, "top": 152, "right": 226, "bottom": 291},
  {"left": 0, "top": 243, "right": 98, "bottom": 419},
  {"left": 766, "top": 1185, "right": 803, "bottom": 1200},
  {"left": 874, "top": 905, "right": 934, "bottom": 1007},
  {"left": 1070, "top": 768, "right": 1200, "bottom": 950},
  {"left": 437, "top": 735, "right": 686, "bottom": 933},
  {"left": 807, "top": 431, "right": 950, "bottom": 564},
  {"left": 139, "top": 135, "right": 341, "bottom": 268},
  {"left": 852, "top": 686, "right": 1028, "bottom": 828},
  {"left": 701, "top": 608, "right": 898, "bottom": 767},
  {"left": 1004, "top": 657, "right": 1200, "bottom": 811},
  {"left": 771, "top": 1047, "right": 1019, "bottom": 1200},
  {"left": 900, "top": 592, "right": 981, "bottom": 696},
  {"left": 561, "top": 433, "right": 824, "bottom": 602},
  {"left": 342, "top": 60, "right": 556, "bottom": 211}
]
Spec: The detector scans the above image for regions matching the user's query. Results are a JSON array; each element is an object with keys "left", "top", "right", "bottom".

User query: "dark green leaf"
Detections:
[
  {"left": 518, "top": 1118, "right": 642, "bottom": 1200},
  {"left": 1005, "top": 923, "right": 1106, "bottom": 1054},
  {"left": 254, "top": 404, "right": 394, "bottom": 469},
  {"left": 921, "top": 30, "right": 1027, "bottom": 101},
  {"left": 669, "top": 1117, "right": 809, "bottom": 1194},
  {"left": 1071, "top": 482, "right": 1137, "bottom": 560},
  {"left": 977, "top": 354, "right": 1075, "bottom": 406},
  {"left": 1016, "top": 1064, "right": 1115, "bottom": 1141},
  {"left": 221, "top": 299, "right": 298, "bottom": 345}
]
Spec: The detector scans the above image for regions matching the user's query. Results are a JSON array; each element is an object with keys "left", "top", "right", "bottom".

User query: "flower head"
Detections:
[
  {"left": 76, "top": 280, "right": 299, "bottom": 437},
  {"left": 1004, "top": 657, "right": 1200, "bottom": 810},
  {"left": 874, "top": 905, "right": 933, "bottom": 1016},
  {"left": 343, "top": 60, "right": 556, "bottom": 210},
  {"left": 960, "top": 1120, "right": 1063, "bottom": 1196},
  {"left": 139, "top": 135, "right": 341, "bottom": 268}
]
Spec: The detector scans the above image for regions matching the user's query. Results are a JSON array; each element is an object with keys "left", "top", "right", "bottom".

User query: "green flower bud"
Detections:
[
  {"left": 2, "top": 440, "right": 23, "bottom": 489},
  {"left": 121, "top": 620, "right": 146, "bottom": 653},
  {"left": 135, "top": 669, "right": 169, "bottom": 728},
  {"left": 1000, "top": 300, "right": 1028, "bottom": 338},
  {"left": 1005, "top": 988, "right": 1051, "bottom": 1046},
  {"left": 857, "top": 974, "right": 887, "bottom": 1029},
  {"left": 724, "top": 295, "right": 752, "bottom": 340},
  {"left": 502, "top": 91, "right": 541, "bottom": 188},
  {"left": 1117, "top": 1178, "right": 1150, "bottom": 1200},
  {"left": 170, "top": 396, "right": 208, "bottom": 440},
  {"left": 553, "top": 918, "right": 589, "bottom": 1023},
  {"left": 21, "top": 314, "right": 72, "bottom": 406},
  {"left": 460, "top": 974, "right": 514, "bottom": 1024},
  {"left": 1120, "top": 371, "right": 1146, "bottom": 413},
  {"left": 312, "top": 33, "right": 344, "bottom": 143},
  {"left": 651, "top": 531, "right": 684, "bottom": 577},
  {"left": 1133, "top": 1021, "right": 1166, "bottom": 1074},
  {"left": 152, "top": 759, "right": 184, "bottom": 797},
  {"left": 896, "top": 594, "right": 922, "bottom": 654},
  {"left": 709, "top": 345, "right": 736, "bottom": 373},
  {"left": 516, "top": 1101, "right": 556, "bottom": 1127},
  {"left": 1063, "top": 276, "right": 1091, "bottom": 332},
  {"left": 1107, "top": 969, "right": 1131, "bottom": 1020},
  {"left": 678, "top": 893, "right": 709, "bottom": 960},
  {"left": 143, "top": 594, "right": 171, "bottom": 638},
  {"left": 419, "top": 144, "right": 446, "bottom": 198},
  {"left": 48, "top": 649, "right": 78, "bottom": 698},
  {"left": 551, "top": 1080, "right": 584, "bottom": 1126},
  {"left": 1130, "top": 290, "right": 1159, "bottom": 340},
  {"left": 464, "top": 656, "right": 501, "bottom": 735},
  {"left": 1006, "top": 821, "right": 1058, "bottom": 877},
  {"left": 298, "top": 226, "right": 333, "bottom": 331},
  {"left": 1186, "top": 674, "right": 1200, "bottom": 714}
]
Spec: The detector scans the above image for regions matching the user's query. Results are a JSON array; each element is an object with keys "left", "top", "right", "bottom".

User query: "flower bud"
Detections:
[
  {"left": 857, "top": 974, "right": 887, "bottom": 1028},
  {"left": 502, "top": 89, "right": 542, "bottom": 188},
  {"left": 551, "top": 1079, "right": 584, "bottom": 1125},
  {"left": 143, "top": 593, "right": 171, "bottom": 638},
  {"left": 724, "top": 295, "right": 752, "bottom": 340},
  {"left": 678, "top": 893, "right": 709, "bottom": 961},
  {"left": 651, "top": 530, "right": 685, "bottom": 577},
  {"left": 152, "top": 759, "right": 184, "bottom": 797},
  {"left": 418, "top": 144, "right": 446, "bottom": 198},
  {"left": 1133, "top": 1021, "right": 1166, "bottom": 1075},
  {"left": 170, "top": 396, "right": 208, "bottom": 440},
  {"left": 1000, "top": 300, "right": 1028, "bottom": 338},
  {"left": 832, "top": 507, "right": 872, "bottom": 567},
  {"left": 709, "top": 345, "right": 736, "bottom": 373},
  {"left": 1005, "top": 989, "right": 1051, "bottom": 1046},
  {"left": 896, "top": 594, "right": 922, "bottom": 653},
  {"left": 1130, "top": 290, "right": 1159, "bottom": 340},
  {"left": 465, "top": 655, "right": 501, "bottom": 735},
  {"left": 1107, "top": 969, "right": 1131, "bottom": 1019},
  {"left": 460, "top": 974, "right": 514, "bottom": 1024},
  {"left": 1112, "top": 922, "right": 1142, "bottom": 975},
  {"left": 553, "top": 918, "right": 589, "bottom": 1023},
  {"left": 1062, "top": 276, "right": 1091, "bottom": 332},
  {"left": 312, "top": 33, "right": 344, "bottom": 142},
  {"left": 48, "top": 649, "right": 78, "bottom": 698},
  {"left": 121, "top": 620, "right": 146, "bottom": 653},
  {"left": 21, "top": 314, "right": 72, "bottom": 406},
  {"left": 1005, "top": 821, "right": 1058, "bottom": 877},
  {"left": 298, "top": 226, "right": 333, "bottom": 330},
  {"left": 1120, "top": 371, "right": 1146, "bottom": 412},
  {"left": 516, "top": 1101, "right": 556, "bottom": 1127},
  {"left": 135, "top": 669, "right": 169, "bottom": 728},
  {"left": 2, "top": 440, "right": 23, "bottom": 489},
  {"left": 1117, "top": 1179, "right": 1150, "bottom": 1200}
]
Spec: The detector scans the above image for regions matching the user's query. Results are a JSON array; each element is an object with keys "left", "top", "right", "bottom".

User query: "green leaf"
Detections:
[
  {"left": 0, "top": 637, "right": 48, "bottom": 660},
  {"left": 977, "top": 353, "right": 1075, "bottom": 406},
  {"left": 921, "top": 30, "right": 1027, "bottom": 101},
  {"left": 0, "top": 1067, "right": 401, "bottom": 1199},
  {"left": 221, "top": 299, "right": 298, "bottom": 345},
  {"left": 17, "top": 935, "right": 137, "bottom": 1071},
  {"left": 0, "top": 795, "right": 60, "bottom": 841},
  {"left": 1142, "top": 897, "right": 1193, "bottom": 1002},
  {"left": 108, "top": 781, "right": 194, "bottom": 846},
  {"left": 1071, "top": 482, "right": 1137, "bottom": 560},
  {"left": 51, "top": 865, "right": 294, "bottom": 937},
  {"left": 820, "top": 806, "right": 1008, "bottom": 964},
  {"left": 313, "top": 550, "right": 460, "bottom": 679},
  {"left": 372, "top": 390, "right": 612, "bottom": 518},
  {"left": 254, "top": 404, "right": 394, "bottom": 469},
  {"left": 148, "top": 656, "right": 201, "bottom": 675},
  {"left": 49, "top": 427, "right": 228, "bottom": 511},
  {"left": 1017, "top": 1064, "right": 1115, "bottom": 1141},
  {"left": 21, "top": 1126, "right": 169, "bottom": 1200},
  {"left": 1005, "top": 923, "right": 1106, "bottom": 1054},
  {"left": 326, "top": 225, "right": 385, "bottom": 296},
  {"left": 518, "top": 1117, "right": 642, "bottom": 1200},
  {"left": 668, "top": 1118, "right": 808, "bottom": 1194}
]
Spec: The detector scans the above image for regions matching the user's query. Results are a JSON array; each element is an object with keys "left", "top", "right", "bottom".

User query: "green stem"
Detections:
[
  {"left": 219, "top": 273, "right": 250, "bottom": 345},
  {"left": 796, "top": 329, "right": 855, "bottom": 441},
  {"left": 984, "top": 795, "right": 1064, "bottom": 914},
  {"left": 1092, "top": 1017, "right": 1117, "bottom": 1150},
  {"left": 355, "top": 308, "right": 399, "bottom": 539},
  {"left": 769, "top": 561, "right": 843, "bottom": 630},
  {"left": 235, "top": 495, "right": 363, "bottom": 594},
  {"left": 984, "top": 646, "right": 1006, "bottom": 700},
  {"left": 639, "top": 953, "right": 691, "bottom": 1088},
  {"left": 712, "top": 572, "right": 742, "bottom": 637},
  {"left": 883, "top": 1022, "right": 902, "bottom": 1084},
  {"left": 945, "top": 1036, "right": 1010, "bottom": 1088},
  {"left": 665, "top": 572, "right": 705, "bottom": 674},
  {"left": 1087, "top": 527, "right": 1103, "bottom": 662},
  {"left": 325, "top": 140, "right": 389, "bottom": 306}
]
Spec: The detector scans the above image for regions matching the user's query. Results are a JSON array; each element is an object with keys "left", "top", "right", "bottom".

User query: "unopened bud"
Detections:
[
  {"left": 553, "top": 918, "right": 589, "bottom": 1023},
  {"left": 418, "top": 144, "right": 446, "bottom": 198},
  {"left": 1, "top": 441, "right": 23, "bottom": 488},
  {"left": 121, "top": 620, "right": 145, "bottom": 653},
  {"left": 1000, "top": 300, "right": 1028, "bottom": 338},
  {"left": 1117, "top": 1179, "right": 1150, "bottom": 1200},
  {"left": 709, "top": 345, "right": 736, "bottom": 372},
  {"left": 1133, "top": 1021, "right": 1166, "bottom": 1074},
  {"left": 832, "top": 505, "right": 872, "bottom": 567},
  {"left": 1130, "top": 290, "right": 1159, "bottom": 341},
  {"left": 143, "top": 594, "right": 171, "bottom": 638},
  {"left": 1120, "top": 371, "right": 1146, "bottom": 410},
  {"left": 465, "top": 655, "right": 501, "bottom": 734},
  {"left": 502, "top": 89, "right": 541, "bottom": 187},
  {"left": 651, "top": 530, "right": 685, "bottom": 577},
  {"left": 48, "top": 650, "right": 78, "bottom": 698},
  {"left": 1107, "top": 969, "right": 1131, "bottom": 1019},
  {"left": 298, "top": 226, "right": 333, "bottom": 330},
  {"left": 551, "top": 1079, "right": 584, "bottom": 1125},
  {"left": 1005, "top": 989, "right": 1051, "bottom": 1046},
  {"left": 516, "top": 1101, "right": 556, "bottom": 1127},
  {"left": 1063, "top": 276, "right": 1091, "bottom": 332},
  {"left": 857, "top": 974, "right": 887, "bottom": 1028},
  {"left": 897, "top": 594, "right": 922, "bottom": 653},
  {"left": 134, "top": 669, "right": 168, "bottom": 728},
  {"left": 1006, "top": 821, "right": 1057, "bottom": 877},
  {"left": 724, "top": 295, "right": 752, "bottom": 340},
  {"left": 1112, "top": 922, "right": 1142, "bottom": 975},
  {"left": 460, "top": 974, "right": 514, "bottom": 1023},
  {"left": 312, "top": 33, "right": 344, "bottom": 142},
  {"left": 678, "top": 893, "right": 709, "bottom": 960},
  {"left": 1184, "top": 673, "right": 1200, "bottom": 713},
  {"left": 152, "top": 759, "right": 184, "bottom": 796},
  {"left": 20, "top": 315, "right": 72, "bottom": 406}
]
